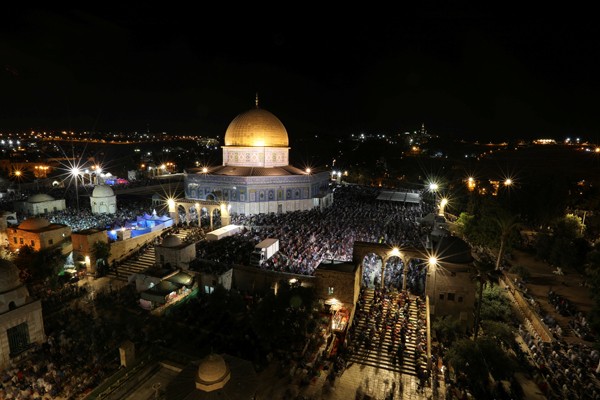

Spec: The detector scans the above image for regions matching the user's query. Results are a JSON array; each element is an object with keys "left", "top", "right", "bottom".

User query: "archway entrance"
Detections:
[
  {"left": 361, "top": 252, "right": 383, "bottom": 289},
  {"left": 406, "top": 258, "right": 428, "bottom": 296},
  {"left": 383, "top": 256, "right": 404, "bottom": 290}
]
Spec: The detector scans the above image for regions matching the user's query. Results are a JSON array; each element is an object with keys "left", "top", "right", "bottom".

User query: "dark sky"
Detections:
[{"left": 2, "top": 8, "right": 599, "bottom": 142}]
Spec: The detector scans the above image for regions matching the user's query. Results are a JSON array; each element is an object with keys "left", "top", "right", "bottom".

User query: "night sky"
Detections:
[{"left": 2, "top": 9, "right": 599, "bottom": 142}]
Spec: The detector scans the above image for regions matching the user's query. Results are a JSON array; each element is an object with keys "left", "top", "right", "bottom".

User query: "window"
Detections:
[
  {"left": 447, "top": 293, "right": 455, "bottom": 301},
  {"left": 328, "top": 287, "right": 334, "bottom": 295},
  {"left": 7, "top": 322, "right": 30, "bottom": 356},
  {"left": 30, "top": 240, "right": 35, "bottom": 247},
  {"left": 13, "top": 237, "right": 17, "bottom": 244},
  {"left": 439, "top": 293, "right": 444, "bottom": 300},
  {"left": 458, "top": 296, "right": 463, "bottom": 303},
  {"left": 19, "top": 238, "right": 24, "bottom": 245},
  {"left": 48, "top": 239, "right": 53, "bottom": 245}
]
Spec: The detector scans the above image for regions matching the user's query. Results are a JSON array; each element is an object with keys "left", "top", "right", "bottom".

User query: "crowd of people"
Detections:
[
  {"left": 343, "top": 287, "right": 431, "bottom": 394},
  {"left": 225, "top": 185, "right": 433, "bottom": 277},
  {"left": 520, "top": 323, "right": 600, "bottom": 399}
]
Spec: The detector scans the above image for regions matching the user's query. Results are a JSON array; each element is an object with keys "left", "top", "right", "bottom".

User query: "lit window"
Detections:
[{"left": 328, "top": 287, "right": 334, "bottom": 295}]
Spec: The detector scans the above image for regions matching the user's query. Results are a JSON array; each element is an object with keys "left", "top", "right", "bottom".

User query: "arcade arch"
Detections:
[
  {"left": 167, "top": 198, "right": 231, "bottom": 230},
  {"left": 352, "top": 241, "right": 435, "bottom": 295}
]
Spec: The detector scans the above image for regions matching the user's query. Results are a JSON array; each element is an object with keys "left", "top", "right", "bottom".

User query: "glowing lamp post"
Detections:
[
  {"left": 439, "top": 198, "right": 448, "bottom": 217},
  {"left": 428, "top": 182, "right": 440, "bottom": 213},
  {"left": 14, "top": 170, "right": 22, "bottom": 192},
  {"left": 71, "top": 167, "right": 81, "bottom": 212}
]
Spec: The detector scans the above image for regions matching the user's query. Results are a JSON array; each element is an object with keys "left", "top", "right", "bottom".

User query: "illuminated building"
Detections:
[
  {"left": 184, "top": 97, "right": 332, "bottom": 216},
  {"left": 90, "top": 184, "right": 117, "bottom": 214},
  {"left": 7, "top": 217, "right": 71, "bottom": 252}
]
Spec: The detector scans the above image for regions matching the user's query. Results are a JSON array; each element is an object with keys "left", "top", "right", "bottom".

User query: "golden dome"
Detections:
[{"left": 224, "top": 108, "right": 289, "bottom": 147}]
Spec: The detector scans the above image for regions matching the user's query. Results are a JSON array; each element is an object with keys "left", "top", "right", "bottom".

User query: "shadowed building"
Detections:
[
  {"left": 13, "top": 193, "right": 66, "bottom": 216},
  {"left": 0, "top": 259, "right": 45, "bottom": 369}
]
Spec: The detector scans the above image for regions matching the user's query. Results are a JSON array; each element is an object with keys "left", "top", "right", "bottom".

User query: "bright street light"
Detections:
[{"left": 71, "top": 167, "right": 81, "bottom": 212}]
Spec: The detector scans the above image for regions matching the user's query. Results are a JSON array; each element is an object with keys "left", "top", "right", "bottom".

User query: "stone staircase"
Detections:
[
  {"left": 106, "top": 229, "right": 190, "bottom": 283},
  {"left": 347, "top": 289, "right": 428, "bottom": 376}
]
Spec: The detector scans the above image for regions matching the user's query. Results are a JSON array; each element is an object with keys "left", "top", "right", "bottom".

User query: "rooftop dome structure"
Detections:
[
  {"left": 224, "top": 106, "right": 289, "bottom": 148},
  {"left": 19, "top": 217, "right": 51, "bottom": 231},
  {"left": 0, "top": 259, "right": 21, "bottom": 293},
  {"left": 162, "top": 235, "right": 182, "bottom": 247},
  {"left": 28, "top": 193, "right": 55, "bottom": 203},
  {"left": 92, "top": 184, "right": 115, "bottom": 198},
  {"left": 195, "top": 353, "right": 231, "bottom": 392}
]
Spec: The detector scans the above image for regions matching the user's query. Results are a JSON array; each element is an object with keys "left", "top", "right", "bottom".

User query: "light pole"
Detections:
[
  {"left": 428, "top": 182, "right": 439, "bottom": 214},
  {"left": 71, "top": 167, "right": 81, "bottom": 212},
  {"left": 439, "top": 197, "right": 448, "bottom": 217},
  {"left": 14, "top": 170, "right": 22, "bottom": 193}
]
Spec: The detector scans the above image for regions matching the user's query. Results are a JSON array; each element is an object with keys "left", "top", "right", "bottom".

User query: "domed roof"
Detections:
[
  {"left": 28, "top": 193, "right": 55, "bottom": 203},
  {"left": 196, "top": 353, "right": 230, "bottom": 392},
  {"left": 0, "top": 259, "right": 22, "bottom": 293},
  {"left": 19, "top": 217, "right": 51, "bottom": 231},
  {"left": 92, "top": 184, "right": 115, "bottom": 198},
  {"left": 224, "top": 107, "right": 289, "bottom": 147},
  {"left": 162, "top": 235, "right": 182, "bottom": 247}
]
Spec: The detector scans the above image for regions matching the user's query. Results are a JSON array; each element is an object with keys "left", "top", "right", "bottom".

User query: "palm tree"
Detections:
[
  {"left": 492, "top": 212, "right": 522, "bottom": 270},
  {"left": 472, "top": 259, "right": 501, "bottom": 340}
]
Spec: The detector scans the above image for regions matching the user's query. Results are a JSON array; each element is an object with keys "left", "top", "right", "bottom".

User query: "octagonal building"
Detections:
[{"left": 184, "top": 97, "right": 332, "bottom": 215}]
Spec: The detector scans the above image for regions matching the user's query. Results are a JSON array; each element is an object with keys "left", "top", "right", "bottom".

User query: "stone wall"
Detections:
[{"left": 109, "top": 230, "right": 164, "bottom": 265}]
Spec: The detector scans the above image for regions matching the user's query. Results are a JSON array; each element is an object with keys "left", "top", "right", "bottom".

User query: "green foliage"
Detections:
[
  {"left": 433, "top": 315, "right": 464, "bottom": 345},
  {"left": 250, "top": 283, "right": 316, "bottom": 351},
  {"left": 446, "top": 337, "right": 518, "bottom": 398},
  {"left": 481, "top": 320, "right": 515, "bottom": 347},
  {"left": 92, "top": 240, "right": 111, "bottom": 262},
  {"left": 480, "top": 284, "right": 512, "bottom": 323},
  {"left": 15, "top": 247, "right": 66, "bottom": 286},
  {"left": 535, "top": 215, "right": 591, "bottom": 272},
  {"left": 556, "top": 214, "right": 585, "bottom": 239}
]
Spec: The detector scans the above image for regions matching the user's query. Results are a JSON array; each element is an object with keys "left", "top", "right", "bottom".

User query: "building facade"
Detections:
[
  {"left": 7, "top": 218, "right": 71, "bottom": 252},
  {"left": 13, "top": 193, "right": 66, "bottom": 216},
  {"left": 90, "top": 184, "right": 117, "bottom": 214},
  {"left": 0, "top": 259, "right": 45, "bottom": 369},
  {"left": 184, "top": 99, "right": 332, "bottom": 216}
]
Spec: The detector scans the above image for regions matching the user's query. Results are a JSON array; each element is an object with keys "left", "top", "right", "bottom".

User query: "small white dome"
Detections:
[
  {"left": 196, "top": 354, "right": 230, "bottom": 392},
  {"left": 162, "top": 235, "right": 182, "bottom": 247},
  {"left": 92, "top": 184, "right": 115, "bottom": 198}
]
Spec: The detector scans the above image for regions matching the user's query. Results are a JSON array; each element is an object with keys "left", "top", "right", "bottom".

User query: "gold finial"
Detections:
[{"left": 255, "top": 93, "right": 259, "bottom": 108}]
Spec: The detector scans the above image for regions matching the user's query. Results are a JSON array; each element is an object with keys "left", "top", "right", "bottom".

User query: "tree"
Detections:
[
  {"left": 535, "top": 214, "right": 590, "bottom": 272},
  {"left": 433, "top": 315, "right": 464, "bottom": 346},
  {"left": 92, "top": 241, "right": 111, "bottom": 276},
  {"left": 445, "top": 337, "right": 517, "bottom": 398},
  {"left": 473, "top": 259, "right": 502, "bottom": 340},
  {"left": 492, "top": 211, "right": 523, "bottom": 270}
]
